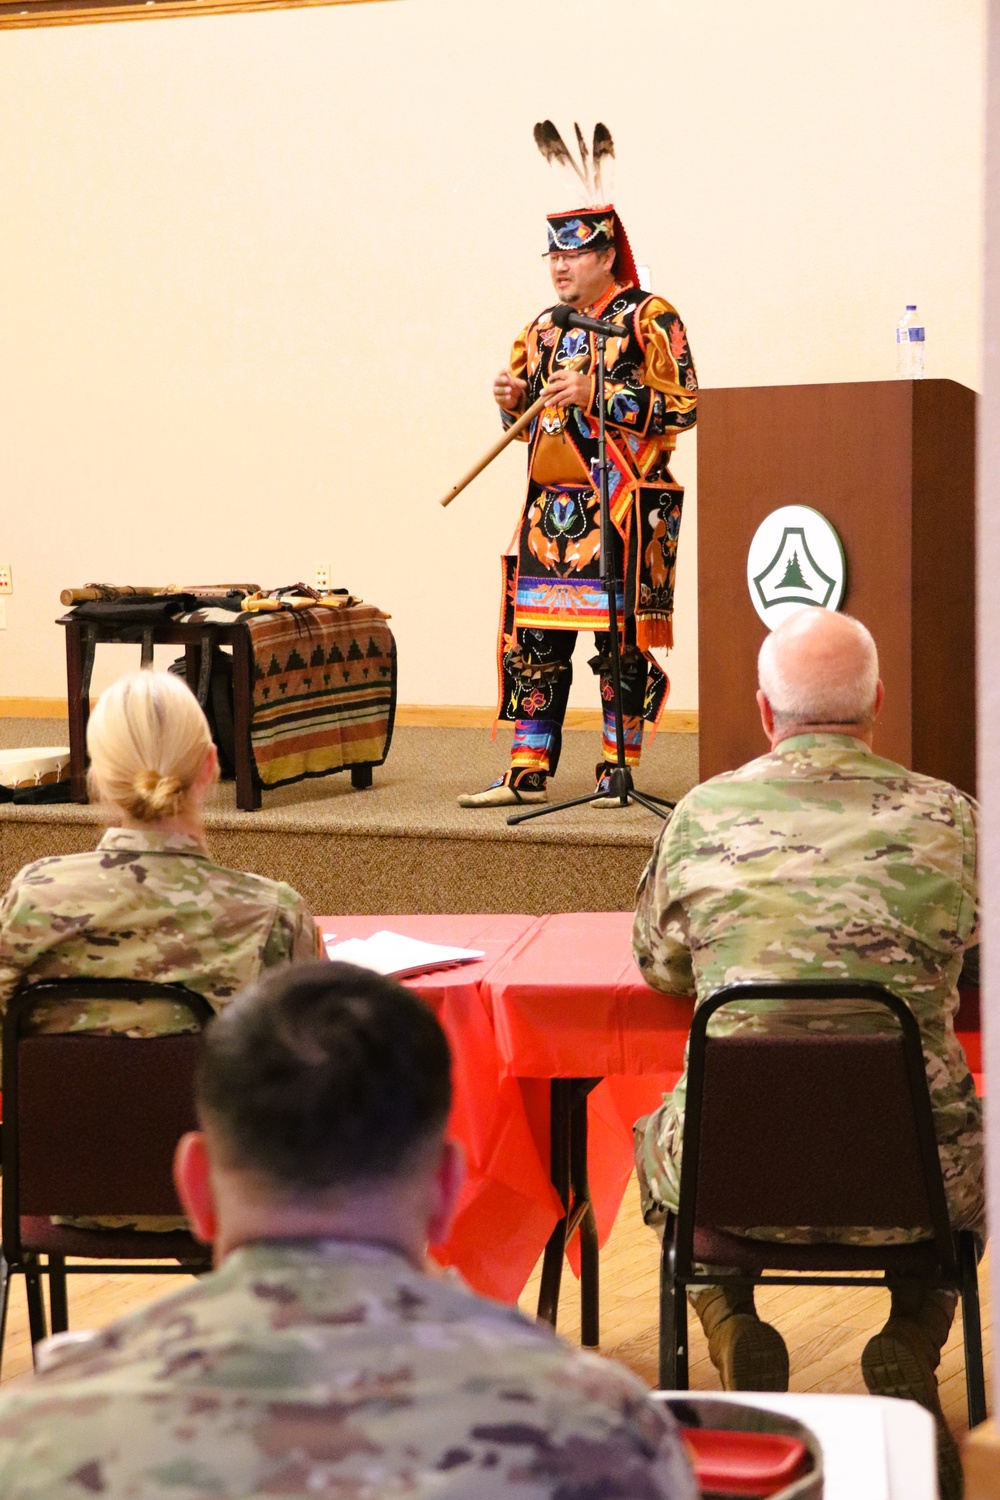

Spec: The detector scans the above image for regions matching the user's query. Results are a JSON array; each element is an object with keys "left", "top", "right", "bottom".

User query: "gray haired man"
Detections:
[{"left": 633, "top": 608, "right": 982, "bottom": 1500}]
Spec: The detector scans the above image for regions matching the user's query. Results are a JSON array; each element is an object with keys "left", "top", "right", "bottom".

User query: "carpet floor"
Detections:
[{"left": 0, "top": 720, "right": 700, "bottom": 915}]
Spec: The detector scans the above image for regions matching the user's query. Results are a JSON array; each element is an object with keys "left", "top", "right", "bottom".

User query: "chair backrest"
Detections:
[
  {"left": 2, "top": 979, "right": 215, "bottom": 1258},
  {"left": 674, "top": 979, "right": 956, "bottom": 1274}
]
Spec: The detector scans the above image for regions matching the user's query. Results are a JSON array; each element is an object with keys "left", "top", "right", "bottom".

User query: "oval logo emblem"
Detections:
[{"left": 746, "top": 505, "right": 847, "bottom": 629}]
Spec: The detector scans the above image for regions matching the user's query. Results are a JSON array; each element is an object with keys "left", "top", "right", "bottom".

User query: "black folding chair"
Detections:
[
  {"left": 658, "top": 979, "right": 986, "bottom": 1428},
  {"left": 0, "top": 979, "right": 215, "bottom": 1373}
]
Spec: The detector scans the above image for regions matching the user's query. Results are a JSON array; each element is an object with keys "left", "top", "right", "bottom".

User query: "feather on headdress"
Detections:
[
  {"left": 592, "top": 123, "right": 614, "bottom": 204},
  {"left": 533, "top": 120, "right": 615, "bottom": 207},
  {"left": 533, "top": 120, "right": 589, "bottom": 193}
]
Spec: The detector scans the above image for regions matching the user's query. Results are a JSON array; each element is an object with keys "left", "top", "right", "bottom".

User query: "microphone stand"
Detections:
[{"left": 508, "top": 332, "right": 672, "bottom": 826}]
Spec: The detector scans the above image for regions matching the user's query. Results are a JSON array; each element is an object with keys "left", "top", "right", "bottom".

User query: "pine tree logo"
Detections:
[
  {"left": 749, "top": 514, "right": 845, "bottom": 623},
  {"left": 777, "top": 550, "right": 807, "bottom": 590}
]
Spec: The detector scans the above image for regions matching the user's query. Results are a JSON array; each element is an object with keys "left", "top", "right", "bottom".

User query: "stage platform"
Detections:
[{"left": 0, "top": 719, "right": 699, "bottom": 916}]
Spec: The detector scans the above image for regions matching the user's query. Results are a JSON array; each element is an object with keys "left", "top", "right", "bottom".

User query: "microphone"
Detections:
[{"left": 550, "top": 302, "right": 628, "bottom": 341}]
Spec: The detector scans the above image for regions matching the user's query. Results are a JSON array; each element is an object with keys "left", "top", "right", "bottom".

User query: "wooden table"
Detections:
[{"left": 58, "top": 613, "right": 375, "bottom": 812}]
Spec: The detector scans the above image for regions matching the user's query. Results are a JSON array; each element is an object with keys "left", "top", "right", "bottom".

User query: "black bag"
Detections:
[
  {"left": 71, "top": 594, "right": 197, "bottom": 625},
  {"left": 0, "top": 781, "right": 74, "bottom": 805},
  {"left": 169, "top": 648, "right": 236, "bottom": 781}
]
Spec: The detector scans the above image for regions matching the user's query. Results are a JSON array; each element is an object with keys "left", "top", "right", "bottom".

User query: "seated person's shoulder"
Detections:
[
  {"left": 367, "top": 1274, "right": 696, "bottom": 1492},
  {"left": 14, "top": 849, "right": 108, "bottom": 883},
  {"left": 879, "top": 763, "right": 978, "bottom": 826},
  {"left": 198, "top": 858, "right": 309, "bottom": 911},
  {"left": 199, "top": 864, "right": 318, "bottom": 960},
  {"left": 1, "top": 849, "right": 114, "bottom": 908},
  {"left": 665, "top": 756, "right": 768, "bottom": 823}
]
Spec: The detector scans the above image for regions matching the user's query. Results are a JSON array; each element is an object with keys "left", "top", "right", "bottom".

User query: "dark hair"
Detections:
[{"left": 196, "top": 962, "right": 452, "bottom": 1193}]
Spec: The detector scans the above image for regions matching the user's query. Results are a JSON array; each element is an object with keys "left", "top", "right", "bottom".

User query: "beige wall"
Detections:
[{"left": 0, "top": 0, "right": 984, "bottom": 710}]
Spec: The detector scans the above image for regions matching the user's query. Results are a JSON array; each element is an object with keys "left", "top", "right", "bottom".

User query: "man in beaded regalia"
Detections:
[{"left": 459, "top": 123, "right": 697, "bottom": 808}]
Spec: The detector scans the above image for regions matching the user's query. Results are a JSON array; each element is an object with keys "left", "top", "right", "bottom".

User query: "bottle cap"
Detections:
[{"left": 906, "top": 304, "right": 917, "bottom": 310}]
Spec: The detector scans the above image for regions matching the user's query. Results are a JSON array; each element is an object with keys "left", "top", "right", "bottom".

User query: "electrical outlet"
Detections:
[
  {"left": 0, "top": 566, "right": 12, "bottom": 595},
  {"left": 315, "top": 563, "right": 331, "bottom": 593}
]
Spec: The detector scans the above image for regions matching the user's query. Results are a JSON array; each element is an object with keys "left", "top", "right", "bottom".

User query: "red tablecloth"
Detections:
[
  {"left": 957, "top": 989, "right": 981, "bottom": 1082},
  {"left": 484, "top": 911, "right": 691, "bottom": 1078},
  {"left": 317, "top": 915, "right": 563, "bottom": 1301},
  {"left": 481, "top": 911, "right": 692, "bottom": 1276},
  {"left": 319, "top": 912, "right": 694, "bottom": 1301},
  {"left": 319, "top": 913, "right": 984, "bottom": 1304}
]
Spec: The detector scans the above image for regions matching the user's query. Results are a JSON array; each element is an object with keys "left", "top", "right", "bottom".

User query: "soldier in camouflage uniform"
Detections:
[
  {"left": 0, "top": 670, "right": 319, "bottom": 1039},
  {"left": 0, "top": 963, "right": 696, "bottom": 1500},
  {"left": 0, "top": 828, "right": 319, "bottom": 1036},
  {"left": 0, "top": 672, "right": 319, "bottom": 1229},
  {"left": 632, "top": 609, "right": 980, "bottom": 1498}
]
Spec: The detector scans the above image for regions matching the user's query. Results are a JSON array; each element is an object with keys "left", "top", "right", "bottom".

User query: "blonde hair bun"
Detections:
[
  {"left": 87, "top": 671, "right": 213, "bottom": 825},
  {"left": 132, "top": 768, "right": 185, "bottom": 821}
]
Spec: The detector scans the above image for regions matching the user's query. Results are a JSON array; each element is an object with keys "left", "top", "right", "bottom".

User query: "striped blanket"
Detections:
[{"left": 243, "top": 605, "right": 396, "bottom": 789}]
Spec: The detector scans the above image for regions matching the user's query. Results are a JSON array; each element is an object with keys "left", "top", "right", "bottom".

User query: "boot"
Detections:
[
  {"left": 862, "top": 1287, "right": 961, "bottom": 1500},
  {"left": 592, "top": 761, "right": 629, "bottom": 809},
  {"left": 457, "top": 768, "right": 547, "bottom": 809},
  {"left": 690, "top": 1284, "right": 789, "bottom": 1392}
]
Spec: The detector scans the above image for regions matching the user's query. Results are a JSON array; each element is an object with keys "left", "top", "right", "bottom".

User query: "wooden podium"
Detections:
[{"left": 696, "top": 379, "right": 977, "bottom": 796}]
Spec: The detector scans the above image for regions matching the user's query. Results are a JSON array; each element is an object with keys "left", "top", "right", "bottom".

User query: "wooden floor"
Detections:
[{"left": 0, "top": 1178, "right": 991, "bottom": 1444}]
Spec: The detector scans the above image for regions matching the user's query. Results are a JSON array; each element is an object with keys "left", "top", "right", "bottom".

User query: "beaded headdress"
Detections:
[{"left": 534, "top": 121, "right": 639, "bottom": 288}]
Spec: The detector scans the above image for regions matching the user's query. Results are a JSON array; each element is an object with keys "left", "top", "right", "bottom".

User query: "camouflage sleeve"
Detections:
[
  {"left": 633, "top": 809, "right": 696, "bottom": 997},
  {"left": 959, "top": 791, "right": 980, "bottom": 947},
  {"left": 551, "top": 1357, "right": 698, "bottom": 1499},
  {"left": 261, "top": 886, "right": 322, "bottom": 968},
  {"left": 0, "top": 873, "right": 36, "bottom": 1018}
]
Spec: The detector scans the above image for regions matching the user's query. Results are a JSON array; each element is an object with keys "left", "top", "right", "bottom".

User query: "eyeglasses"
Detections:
[{"left": 543, "top": 248, "right": 601, "bottom": 264}]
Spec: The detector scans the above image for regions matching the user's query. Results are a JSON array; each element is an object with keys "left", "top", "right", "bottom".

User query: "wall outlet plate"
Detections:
[
  {"left": 315, "top": 563, "right": 331, "bottom": 592},
  {"left": 0, "top": 566, "right": 13, "bottom": 595}
]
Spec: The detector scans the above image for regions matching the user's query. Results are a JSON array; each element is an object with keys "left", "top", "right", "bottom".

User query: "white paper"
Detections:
[{"left": 323, "top": 929, "right": 485, "bottom": 979}]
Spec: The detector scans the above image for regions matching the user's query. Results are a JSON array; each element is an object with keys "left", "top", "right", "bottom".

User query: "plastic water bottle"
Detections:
[{"left": 896, "top": 305, "right": 925, "bottom": 378}]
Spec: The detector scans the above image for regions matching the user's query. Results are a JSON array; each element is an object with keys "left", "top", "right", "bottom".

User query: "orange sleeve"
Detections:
[
  {"left": 501, "top": 324, "right": 532, "bottom": 441},
  {"left": 636, "top": 297, "right": 699, "bottom": 427}
]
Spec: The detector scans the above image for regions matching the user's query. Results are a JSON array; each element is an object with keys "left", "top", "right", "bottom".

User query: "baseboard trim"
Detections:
[
  {"left": 0, "top": 698, "right": 699, "bottom": 734},
  {"left": 0, "top": 698, "right": 77, "bottom": 718}
]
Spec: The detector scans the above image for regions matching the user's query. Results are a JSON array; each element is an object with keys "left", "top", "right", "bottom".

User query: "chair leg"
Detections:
[
  {"left": 958, "top": 1231, "right": 987, "bottom": 1427},
  {"left": 658, "top": 1223, "right": 679, "bottom": 1389},
  {"left": 24, "top": 1255, "right": 48, "bottom": 1355},
  {"left": 47, "top": 1255, "right": 68, "bottom": 1336},
  {"left": 675, "top": 1275, "right": 689, "bottom": 1389}
]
